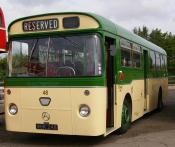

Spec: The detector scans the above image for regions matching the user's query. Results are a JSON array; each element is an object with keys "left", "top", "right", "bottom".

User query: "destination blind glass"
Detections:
[{"left": 23, "top": 19, "right": 59, "bottom": 32}]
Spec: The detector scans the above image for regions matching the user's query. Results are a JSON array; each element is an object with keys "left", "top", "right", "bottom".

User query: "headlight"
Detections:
[
  {"left": 79, "top": 104, "right": 90, "bottom": 117},
  {"left": 9, "top": 104, "right": 18, "bottom": 115}
]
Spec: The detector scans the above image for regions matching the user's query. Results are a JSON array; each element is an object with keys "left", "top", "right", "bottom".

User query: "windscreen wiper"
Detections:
[
  {"left": 29, "top": 39, "right": 38, "bottom": 62},
  {"left": 62, "top": 36, "right": 83, "bottom": 51}
]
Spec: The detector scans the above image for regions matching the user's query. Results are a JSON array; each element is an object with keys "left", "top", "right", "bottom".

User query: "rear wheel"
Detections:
[
  {"left": 117, "top": 99, "right": 131, "bottom": 134},
  {"left": 157, "top": 90, "right": 163, "bottom": 111}
]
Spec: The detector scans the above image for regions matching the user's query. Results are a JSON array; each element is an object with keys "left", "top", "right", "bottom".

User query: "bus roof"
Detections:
[{"left": 8, "top": 12, "right": 166, "bottom": 55}]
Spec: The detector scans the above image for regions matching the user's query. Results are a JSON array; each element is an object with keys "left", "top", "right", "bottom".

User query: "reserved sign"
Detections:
[{"left": 23, "top": 18, "right": 59, "bottom": 32}]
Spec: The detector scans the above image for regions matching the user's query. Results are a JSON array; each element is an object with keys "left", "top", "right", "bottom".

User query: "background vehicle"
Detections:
[
  {"left": 0, "top": 7, "right": 6, "bottom": 52},
  {"left": 5, "top": 12, "right": 168, "bottom": 136},
  {"left": 0, "top": 8, "right": 7, "bottom": 114}
]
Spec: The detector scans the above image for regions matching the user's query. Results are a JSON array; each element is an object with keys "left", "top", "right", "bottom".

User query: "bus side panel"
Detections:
[
  {"left": 162, "top": 78, "right": 168, "bottom": 104},
  {"left": 115, "top": 85, "right": 123, "bottom": 129},
  {"left": 115, "top": 79, "right": 145, "bottom": 129},
  {"left": 147, "top": 77, "right": 168, "bottom": 112}
]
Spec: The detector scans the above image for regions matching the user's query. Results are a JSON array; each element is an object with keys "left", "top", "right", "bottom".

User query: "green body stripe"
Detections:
[{"left": 5, "top": 77, "right": 105, "bottom": 87}]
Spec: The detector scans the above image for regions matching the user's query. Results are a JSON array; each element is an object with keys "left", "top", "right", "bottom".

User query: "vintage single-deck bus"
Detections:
[
  {"left": 0, "top": 7, "right": 6, "bottom": 52},
  {"left": 5, "top": 12, "right": 168, "bottom": 136}
]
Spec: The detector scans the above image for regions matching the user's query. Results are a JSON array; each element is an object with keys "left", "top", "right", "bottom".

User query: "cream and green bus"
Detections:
[{"left": 5, "top": 12, "right": 168, "bottom": 136}]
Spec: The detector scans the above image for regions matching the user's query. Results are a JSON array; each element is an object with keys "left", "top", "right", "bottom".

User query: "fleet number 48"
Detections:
[{"left": 43, "top": 90, "right": 48, "bottom": 95}]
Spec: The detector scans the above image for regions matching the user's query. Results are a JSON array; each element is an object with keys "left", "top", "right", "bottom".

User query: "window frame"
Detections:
[
  {"left": 132, "top": 43, "right": 142, "bottom": 69},
  {"left": 120, "top": 38, "right": 132, "bottom": 68}
]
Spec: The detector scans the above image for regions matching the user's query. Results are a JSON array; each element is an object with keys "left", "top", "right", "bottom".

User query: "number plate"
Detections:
[{"left": 36, "top": 123, "right": 58, "bottom": 130}]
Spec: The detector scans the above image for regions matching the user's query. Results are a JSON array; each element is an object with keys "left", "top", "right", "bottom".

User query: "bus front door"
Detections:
[
  {"left": 106, "top": 38, "right": 116, "bottom": 128},
  {"left": 143, "top": 50, "right": 148, "bottom": 111}
]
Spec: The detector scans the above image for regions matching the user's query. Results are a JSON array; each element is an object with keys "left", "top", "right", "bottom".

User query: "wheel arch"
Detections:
[
  {"left": 124, "top": 93, "right": 132, "bottom": 111},
  {"left": 117, "top": 92, "right": 132, "bottom": 134},
  {"left": 122, "top": 93, "right": 132, "bottom": 120}
]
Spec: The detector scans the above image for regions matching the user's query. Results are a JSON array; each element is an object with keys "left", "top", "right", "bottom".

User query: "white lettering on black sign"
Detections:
[{"left": 23, "top": 19, "right": 59, "bottom": 32}]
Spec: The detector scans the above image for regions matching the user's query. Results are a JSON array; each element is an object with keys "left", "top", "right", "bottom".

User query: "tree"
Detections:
[
  {"left": 133, "top": 26, "right": 149, "bottom": 40},
  {"left": 0, "top": 55, "right": 7, "bottom": 80}
]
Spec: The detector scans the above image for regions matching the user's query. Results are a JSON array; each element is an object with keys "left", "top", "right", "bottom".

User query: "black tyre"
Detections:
[
  {"left": 157, "top": 90, "right": 163, "bottom": 112},
  {"left": 117, "top": 99, "right": 131, "bottom": 134}
]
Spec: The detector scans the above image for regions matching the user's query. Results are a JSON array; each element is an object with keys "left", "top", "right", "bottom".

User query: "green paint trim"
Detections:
[
  {"left": 5, "top": 77, "right": 105, "bottom": 87},
  {"left": 5, "top": 86, "right": 106, "bottom": 88}
]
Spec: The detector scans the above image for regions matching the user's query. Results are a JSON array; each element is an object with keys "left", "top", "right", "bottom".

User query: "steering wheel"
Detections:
[{"left": 56, "top": 66, "right": 76, "bottom": 76}]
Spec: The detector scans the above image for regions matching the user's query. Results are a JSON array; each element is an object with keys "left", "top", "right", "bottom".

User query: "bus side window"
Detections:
[
  {"left": 163, "top": 55, "right": 167, "bottom": 72},
  {"left": 150, "top": 51, "right": 156, "bottom": 71},
  {"left": 160, "top": 54, "right": 164, "bottom": 71},
  {"left": 155, "top": 52, "right": 161, "bottom": 70},
  {"left": 120, "top": 38, "right": 132, "bottom": 67},
  {"left": 132, "top": 44, "right": 142, "bottom": 68}
]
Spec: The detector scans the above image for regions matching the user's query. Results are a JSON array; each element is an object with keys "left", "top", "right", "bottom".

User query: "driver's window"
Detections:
[{"left": 12, "top": 41, "right": 29, "bottom": 75}]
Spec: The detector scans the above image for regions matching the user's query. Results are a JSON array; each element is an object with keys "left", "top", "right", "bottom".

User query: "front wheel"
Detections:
[{"left": 117, "top": 99, "right": 131, "bottom": 134}]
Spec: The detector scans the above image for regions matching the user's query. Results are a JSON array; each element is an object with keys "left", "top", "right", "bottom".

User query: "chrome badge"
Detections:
[
  {"left": 42, "top": 112, "right": 50, "bottom": 121},
  {"left": 39, "top": 97, "right": 51, "bottom": 106}
]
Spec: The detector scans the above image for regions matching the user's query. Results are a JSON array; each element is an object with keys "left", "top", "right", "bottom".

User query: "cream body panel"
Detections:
[
  {"left": 10, "top": 14, "right": 99, "bottom": 35},
  {"left": 115, "top": 77, "right": 168, "bottom": 129},
  {"left": 5, "top": 78, "right": 168, "bottom": 136},
  {"left": 5, "top": 87, "right": 106, "bottom": 136},
  {"left": 21, "top": 88, "right": 71, "bottom": 110},
  {"left": 71, "top": 88, "right": 106, "bottom": 136},
  {"left": 5, "top": 88, "right": 22, "bottom": 131},
  {"left": 116, "top": 80, "right": 144, "bottom": 124},
  {"left": 147, "top": 77, "right": 168, "bottom": 112}
]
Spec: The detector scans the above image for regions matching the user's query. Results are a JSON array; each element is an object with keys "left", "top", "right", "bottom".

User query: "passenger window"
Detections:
[
  {"left": 150, "top": 51, "right": 156, "bottom": 70},
  {"left": 120, "top": 38, "right": 132, "bottom": 67},
  {"left": 163, "top": 55, "right": 167, "bottom": 72},
  {"left": 155, "top": 52, "right": 161, "bottom": 70},
  {"left": 132, "top": 44, "right": 141, "bottom": 68},
  {"left": 160, "top": 54, "right": 164, "bottom": 70}
]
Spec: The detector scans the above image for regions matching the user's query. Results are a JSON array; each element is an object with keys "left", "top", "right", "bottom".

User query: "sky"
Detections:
[{"left": 1, "top": 0, "right": 175, "bottom": 34}]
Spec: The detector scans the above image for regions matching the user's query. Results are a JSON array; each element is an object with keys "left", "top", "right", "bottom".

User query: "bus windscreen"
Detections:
[{"left": 10, "top": 34, "right": 102, "bottom": 77}]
